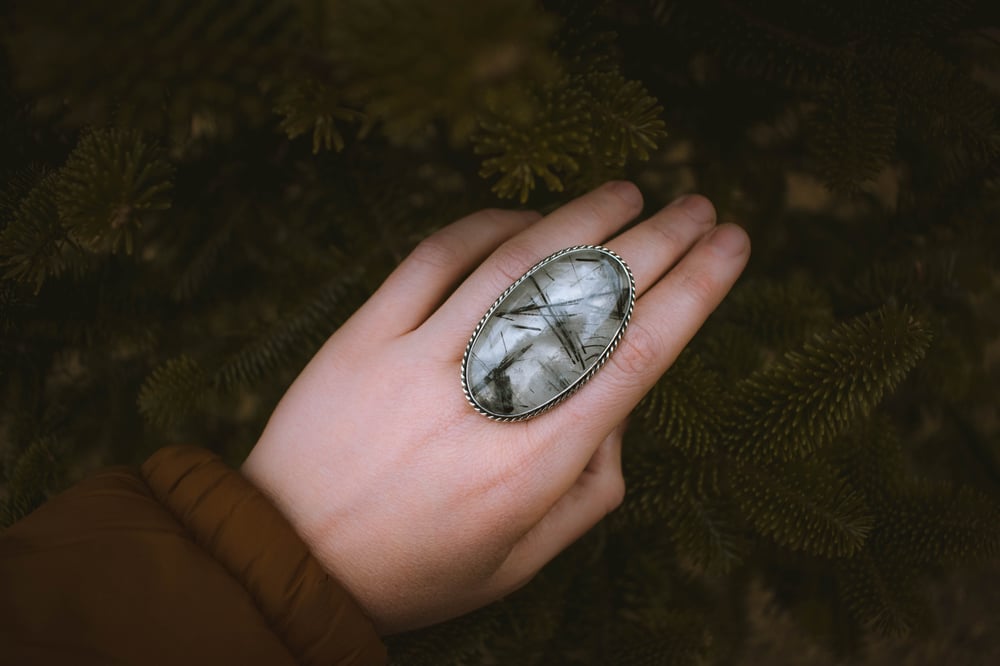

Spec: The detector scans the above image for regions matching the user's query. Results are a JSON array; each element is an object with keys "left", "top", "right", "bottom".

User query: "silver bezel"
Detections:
[{"left": 460, "top": 244, "right": 636, "bottom": 422}]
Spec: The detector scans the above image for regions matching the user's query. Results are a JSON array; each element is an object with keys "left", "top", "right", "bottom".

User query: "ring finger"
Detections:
[{"left": 417, "top": 181, "right": 645, "bottom": 357}]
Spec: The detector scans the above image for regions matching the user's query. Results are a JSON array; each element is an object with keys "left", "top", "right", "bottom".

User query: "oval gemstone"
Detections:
[{"left": 462, "top": 246, "right": 634, "bottom": 421}]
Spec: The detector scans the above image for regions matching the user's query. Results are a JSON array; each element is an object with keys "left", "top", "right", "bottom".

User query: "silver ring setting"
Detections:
[{"left": 461, "top": 245, "right": 635, "bottom": 422}]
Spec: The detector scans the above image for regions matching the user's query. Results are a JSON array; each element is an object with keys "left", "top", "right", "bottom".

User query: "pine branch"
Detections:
[
  {"left": 474, "top": 66, "right": 668, "bottom": 203},
  {"left": 389, "top": 559, "right": 578, "bottom": 665},
  {"left": 610, "top": 611, "right": 712, "bottom": 666},
  {"left": 56, "top": 127, "right": 174, "bottom": 255},
  {"left": 669, "top": 492, "right": 746, "bottom": 575},
  {"left": 732, "top": 459, "right": 873, "bottom": 557},
  {"left": 885, "top": 43, "right": 1000, "bottom": 181},
  {"left": 651, "top": 0, "right": 847, "bottom": 86},
  {"left": 837, "top": 551, "right": 929, "bottom": 637},
  {"left": 585, "top": 70, "right": 667, "bottom": 166},
  {"left": 7, "top": 0, "right": 299, "bottom": 141},
  {"left": 723, "top": 305, "right": 932, "bottom": 464},
  {"left": 167, "top": 215, "right": 236, "bottom": 302},
  {"left": 828, "top": 0, "right": 975, "bottom": 42},
  {"left": 0, "top": 282, "right": 23, "bottom": 336},
  {"left": 474, "top": 77, "right": 592, "bottom": 203},
  {"left": 212, "top": 271, "right": 363, "bottom": 392},
  {"left": 136, "top": 355, "right": 210, "bottom": 428},
  {"left": 806, "top": 73, "right": 897, "bottom": 193},
  {"left": 387, "top": 604, "right": 503, "bottom": 665},
  {"left": 0, "top": 165, "right": 46, "bottom": 232},
  {"left": 634, "top": 351, "right": 722, "bottom": 458},
  {"left": 0, "top": 434, "right": 65, "bottom": 528},
  {"left": 328, "top": 0, "right": 558, "bottom": 145},
  {"left": 0, "top": 171, "right": 87, "bottom": 292},
  {"left": 275, "top": 78, "right": 368, "bottom": 153},
  {"left": 873, "top": 483, "right": 1000, "bottom": 566},
  {"left": 831, "top": 414, "right": 908, "bottom": 504},
  {"left": 619, "top": 443, "right": 743, "bottom": 574},
  {"left": 700, "top": 276, "right": 836, "bottom": 376}
]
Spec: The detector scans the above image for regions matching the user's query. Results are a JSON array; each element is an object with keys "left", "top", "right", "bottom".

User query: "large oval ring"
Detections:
[{"left": 461, "top": 245, "right": 636, "bottom": 422}]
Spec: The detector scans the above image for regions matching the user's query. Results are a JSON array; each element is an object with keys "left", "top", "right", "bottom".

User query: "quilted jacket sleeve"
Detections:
[{"left": 0, "top": 445, "right": 387, "bottom": 666}]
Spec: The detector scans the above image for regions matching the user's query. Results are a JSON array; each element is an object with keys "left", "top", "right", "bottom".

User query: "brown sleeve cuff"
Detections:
[{"left": 141, "top": 445, "right": 387, "bottom": 666}]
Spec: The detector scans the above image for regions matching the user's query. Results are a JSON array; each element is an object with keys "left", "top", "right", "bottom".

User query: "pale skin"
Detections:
[{"left": 241, "top": 181, "right": 751, "bottom": 635}]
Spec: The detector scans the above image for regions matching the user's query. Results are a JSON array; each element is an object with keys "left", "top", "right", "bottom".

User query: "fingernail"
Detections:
[
  {"left": 708, "top": 223, "right": 749, "bottom": 257},
  {"left": 606, "top": 180, "right": 643, "bottom": 208}
]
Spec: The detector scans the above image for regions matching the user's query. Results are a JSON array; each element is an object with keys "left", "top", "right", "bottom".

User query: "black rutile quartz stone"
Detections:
[{"left": 463, "top": 246, "right": 633, "bottom": 420}]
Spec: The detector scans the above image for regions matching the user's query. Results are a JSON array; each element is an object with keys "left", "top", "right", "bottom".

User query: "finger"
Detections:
[
  {"left": 418, "top": 181, "right": 644, "bottom": 355},
  {"left": 526, "top": 223, "right": 750, "bottom": 494},
  {"left": 493, "top": 421, "right": 626, "bottom": 590},
  {"left": 351, "top": 209, "right": 540, "bottom": 338},
  {"left": 604, "top": 194, "right": 716, "bottom": 296}
]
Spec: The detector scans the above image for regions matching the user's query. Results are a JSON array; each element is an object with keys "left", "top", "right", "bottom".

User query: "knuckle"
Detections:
[
  {"left": 478, "top": 207, "right": 512, "bottom": 220},
  {"left": 409, "top": 231, "right": 465, "bottom": 272},
  {"left": 584, "top": 196, "right": 621, "bottom": 229},
  {"left": 610, "top": 319, "right": 662, "bottom": 381},
  {"left": 489, "top": 239, "right": 539, "bottom": 285},
  {"left": 604, "top": 182, "right": 643, "bottom": 211},
  {"left": 677, "top": 268, "right": 719, "bottom": 308},
  {"left": 478, "top": 207, "right": 535, "bottom": 227},
  {"left": 675, "top": 194, "right": 716, "bottom": 227},
  {"left": 647, "top": 216, "right": 688, "bottom": 251}
]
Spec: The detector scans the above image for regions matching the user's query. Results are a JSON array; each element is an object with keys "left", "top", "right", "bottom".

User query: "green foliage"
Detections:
[
  {"left": 832, "top": 414, "right": 908, "bottom": 502},
  {"left": 0, "top": 166, "right": 45, "bottom": 229},
  {"left": 701, "top": 276, "right": 836, "bottom": 370},
  {"left": 733, "top": 460, "right": 873, "bottom": 557},
  {"left": 1, "top": 435, "right": 66, "bottom": 528},
  {"left": 3, "top": 0, "right": 1000, "bottom": 663},
  {"left": 470, "top": 4, "right": 666, "bottom": 201},
  {"left": 807, "top": 74, "right": 898, "bottom": 193},
  {"left": 634, "top": 351, "right": 722, "bottom": 458},
  {"left": 649, "top": 460, "right": 745, "bottom": 575},
  {"left": 587, "top": 71, "right": 667, "bottom": 165},
  {"left": 275, "top": 78, "right": 368, "bottom": 153},
  {"left": 0, "top": 128, "right": 172, "bottom": 288},
  {"left": 474, "top": 78, "right": 593, "bottom": 202},
  {"left": 56, "top": 127, "right": 174, "bottom": 254},
  {"left": 325, "top": 0, "right": 559, "bottom": 145},
  {"left": 137, "top": 355, "right": 209, "bottom": 428},
  {"left": 874, "top": 483, "right": 1000, "bottom": 565},
  {"left": 213, "top": 270, "right": 363, "bottom": 392},
  {"left": 5, "top": 0, "right": 299, "bottom": 143},
  {"left": 610, "top": 611, "right": 712, "bottom": 666},
  {"left": 723, "top": 306, "right": 933, "bottom": 464},
  {"left": 0, "top": 170, "right": 84, "bottom": 291},
  {"left": 837, "top": 553, "right": 928, "bottom": 636},
  {"left": 473, "top": 61, "right": 667, "bottom": 202}
]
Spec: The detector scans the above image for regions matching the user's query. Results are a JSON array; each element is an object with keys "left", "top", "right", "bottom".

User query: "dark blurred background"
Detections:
[{"left": 2, "top": 1, "right": 999, "bottom": 663}]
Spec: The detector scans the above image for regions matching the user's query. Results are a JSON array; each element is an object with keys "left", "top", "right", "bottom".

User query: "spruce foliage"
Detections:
[
  {"left": 2, "top": 1, "right": 1000, "bottom": 663},
  {"left": 723, "top": 306, "right": 933, "bottom": 465},
  {"left": 56, "top": 128, "right": 174, "bottom": 255}
]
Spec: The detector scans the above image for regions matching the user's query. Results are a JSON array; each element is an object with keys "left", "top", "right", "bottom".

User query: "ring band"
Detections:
[{"left": 461, "top": 245, "right": 635, "bottom": 421}]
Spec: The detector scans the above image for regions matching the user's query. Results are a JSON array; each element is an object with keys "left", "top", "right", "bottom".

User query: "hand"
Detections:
[{"left": 241, "top": 182, "right": 750, "bottom": 635}]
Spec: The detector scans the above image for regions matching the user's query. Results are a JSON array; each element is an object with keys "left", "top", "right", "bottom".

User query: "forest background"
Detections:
[{"left": 2, "top": 1, "right": 1000, "bottom": 664}]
